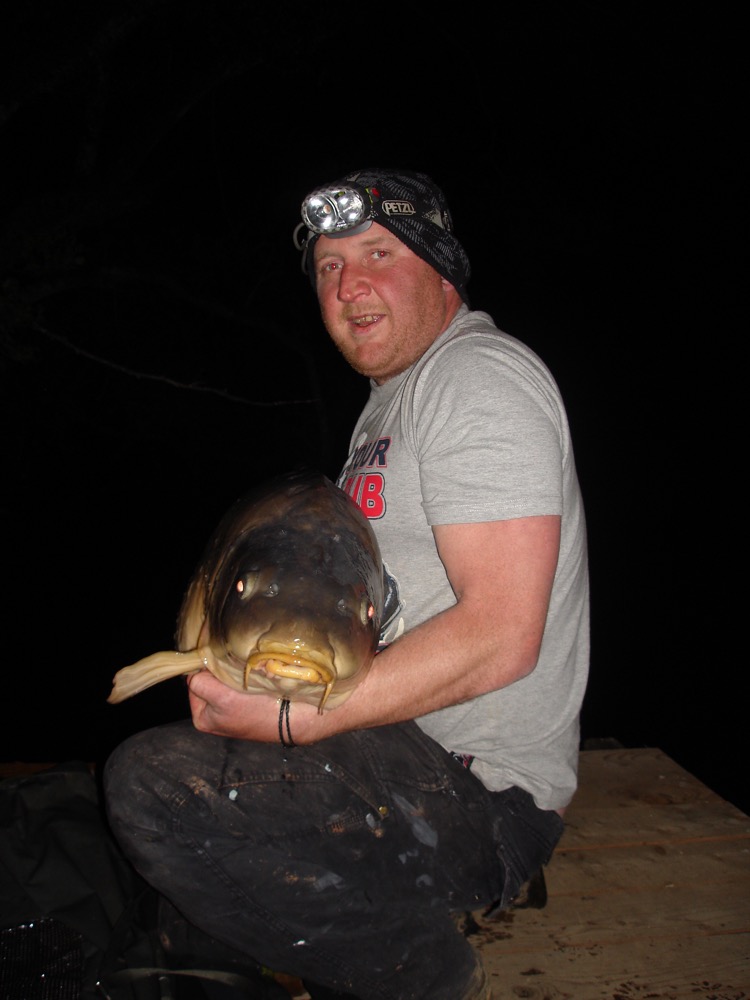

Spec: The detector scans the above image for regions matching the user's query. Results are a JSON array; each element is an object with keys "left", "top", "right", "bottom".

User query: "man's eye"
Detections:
[
  {"left": 323, "top": 261, "right": 342, "bottom": 273},
  {"left": 371, "top": 250, "right": 388, "bottom": 260}
]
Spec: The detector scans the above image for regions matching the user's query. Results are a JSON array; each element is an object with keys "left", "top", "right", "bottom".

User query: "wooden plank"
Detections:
[
  {"left": 472, "top": 748, "right": 750, "bottom": 999},
  {"left": 571, "top": 746, "right": 743, "bottom": 811}
]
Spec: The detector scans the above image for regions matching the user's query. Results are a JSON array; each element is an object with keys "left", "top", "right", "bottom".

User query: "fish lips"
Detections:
[
  {"left": 220, "top": 621, "right": 377, "bottom": 711},
  {"left": 242, "top": 641, "right": 339, "bottom": 708}
]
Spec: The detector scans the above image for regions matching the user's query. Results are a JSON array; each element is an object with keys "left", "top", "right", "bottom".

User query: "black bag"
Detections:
[
  {"left": 0, "top": 761, "right": 162, "bottom": 998},
  {"left": 0, "top": 762, "right": 284, "bottom": 1000}
]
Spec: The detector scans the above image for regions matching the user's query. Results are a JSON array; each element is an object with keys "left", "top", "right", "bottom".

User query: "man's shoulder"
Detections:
[
  {"left": 446, "top": 305, "right": 500, "bottom": 338},
  {"left": 428, "top": 308, "right": 546, "bottom": 374}
]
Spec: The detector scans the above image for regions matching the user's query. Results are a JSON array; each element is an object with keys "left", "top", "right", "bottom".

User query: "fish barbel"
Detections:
[{"left": 107, "top": 469, "right": 384, "bottom": 712}]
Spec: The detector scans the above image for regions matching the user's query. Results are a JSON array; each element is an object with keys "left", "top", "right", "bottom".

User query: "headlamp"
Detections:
[{"left": 300, "top": 184, "right": 373, "bottom": 237}]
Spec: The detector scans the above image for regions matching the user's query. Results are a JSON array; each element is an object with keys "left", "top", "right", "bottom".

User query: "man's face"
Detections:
[{"left": 312, "top": 222, "right": 460, "bottom": 384}]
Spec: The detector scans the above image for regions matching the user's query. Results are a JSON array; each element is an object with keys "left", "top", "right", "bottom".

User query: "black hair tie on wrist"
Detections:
[{"left": 278, "top": 698, "right": 295, "bottom": 748}]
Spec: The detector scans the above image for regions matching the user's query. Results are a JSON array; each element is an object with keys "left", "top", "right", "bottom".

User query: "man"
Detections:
[{"left": 105, "top": 169, "right": 589, "bottom": 1000}]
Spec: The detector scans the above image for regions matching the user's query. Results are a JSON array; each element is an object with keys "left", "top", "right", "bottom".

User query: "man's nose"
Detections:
[{"left": 337, "top": 263, "right": 371, "bottom": 301}]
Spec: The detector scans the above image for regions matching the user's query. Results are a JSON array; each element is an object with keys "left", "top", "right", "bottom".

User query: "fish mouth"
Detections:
[{"left": 244, "top": 650, "right": 336, "bottom": 710}]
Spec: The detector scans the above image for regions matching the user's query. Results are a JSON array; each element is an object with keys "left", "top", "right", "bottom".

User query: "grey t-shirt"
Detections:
[{"left": 337, "top": 305, "right": 589, "bottom": 811}]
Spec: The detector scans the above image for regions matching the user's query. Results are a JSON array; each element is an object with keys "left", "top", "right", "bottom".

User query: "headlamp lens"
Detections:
[{"left": 301, "top": 186, "right": 371, "bottom": 235}]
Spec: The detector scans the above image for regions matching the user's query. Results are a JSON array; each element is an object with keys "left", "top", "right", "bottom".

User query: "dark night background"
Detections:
[{"left": 2, "top": 4, "right": 742, "bottom": 810}]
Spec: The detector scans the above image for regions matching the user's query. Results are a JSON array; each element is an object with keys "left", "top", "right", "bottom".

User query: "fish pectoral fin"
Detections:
[{"left": 107, "top": 648, "right": 211, "bottom": 704}]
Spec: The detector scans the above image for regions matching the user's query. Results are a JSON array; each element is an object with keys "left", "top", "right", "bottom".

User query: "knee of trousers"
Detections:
[{"left": 102, "top": 724, "right": 184, "bottom": 849}]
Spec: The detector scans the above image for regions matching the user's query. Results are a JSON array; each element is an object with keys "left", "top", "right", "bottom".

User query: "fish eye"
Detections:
[
  {"left": 360, "top": 597, "right": 374, "bottom": 626},
  {"left": 336, "top": 596, "right": 374, "bottom": 624},
  {"left": 235, "top": 572, "right": 279, "bottom": 600},
  {"left": 235, "top": 572, "right": 260, "bottom": 601}
]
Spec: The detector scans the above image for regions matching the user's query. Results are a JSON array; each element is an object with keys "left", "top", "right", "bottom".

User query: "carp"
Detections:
[{"left": 107, "top": 469, "right": 384, "bottom": 712}]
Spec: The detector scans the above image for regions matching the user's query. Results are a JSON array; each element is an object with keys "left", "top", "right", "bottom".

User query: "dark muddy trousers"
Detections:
[{"left": 104, "top": 720, "right": 563, "bottom": 1000}]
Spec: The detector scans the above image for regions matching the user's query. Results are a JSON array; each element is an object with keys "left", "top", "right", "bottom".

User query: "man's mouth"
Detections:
[{"left": 351, "top": 314, "right": 381, "bottom": 328}]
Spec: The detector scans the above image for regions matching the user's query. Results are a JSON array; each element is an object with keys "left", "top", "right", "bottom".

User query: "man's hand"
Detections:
[
  {"left": 187, "top": 670, "right": 327, "bottom": 743},
  {"left": 187, "top": 670, "right": 281, "bottom": 740}
]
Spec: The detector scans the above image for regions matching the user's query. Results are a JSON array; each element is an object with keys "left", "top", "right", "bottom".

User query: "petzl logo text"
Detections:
[{"left": 382, "top": 200, "right": 416, "bottom": 216}]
